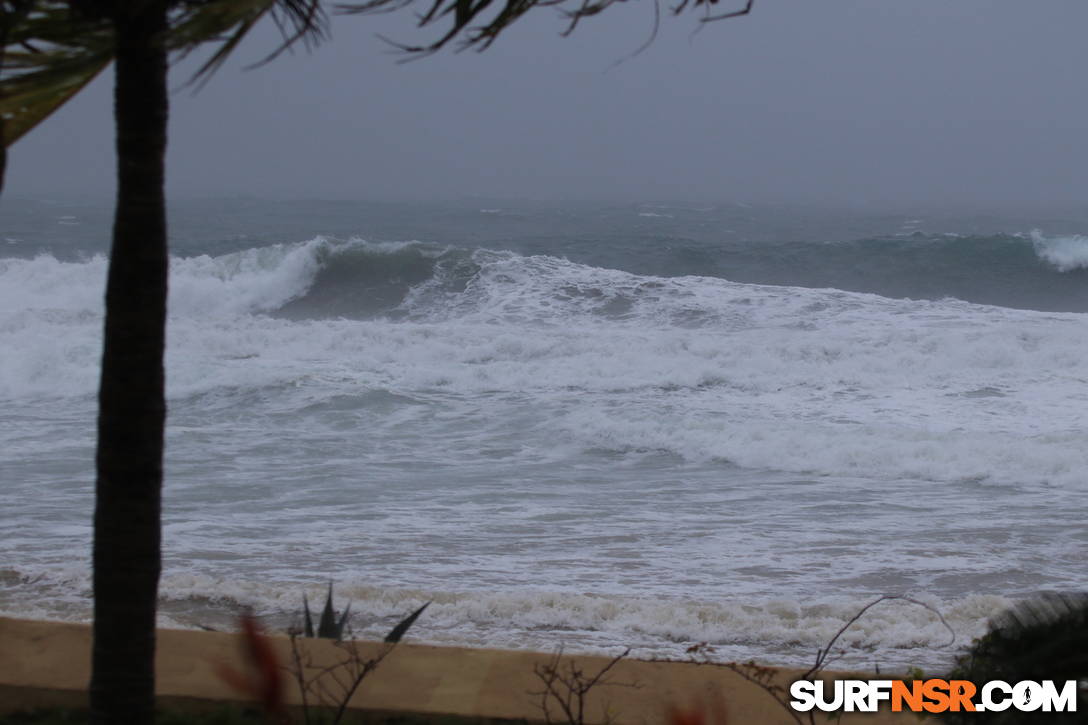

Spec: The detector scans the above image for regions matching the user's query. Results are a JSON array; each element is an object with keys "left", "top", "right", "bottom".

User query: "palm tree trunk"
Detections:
[{"left": 90, "top": 2, "right": 169, "bottom": 723}]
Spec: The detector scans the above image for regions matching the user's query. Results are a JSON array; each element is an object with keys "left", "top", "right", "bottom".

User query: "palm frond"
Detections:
[
  {"left": 1, "top": 0, "right": 750, "bottom": 159},
  {"left": 0, "top": 0, "right": 328, "bottom": 152},
  {"left": 169, "top": 0, "right": 327, "bottom": 85},
  {"left": 338, "top": 0, "right": 753, "bottom": 55},
  {"left": 0, "top": 2, "right": 112, "bottom": 149}
]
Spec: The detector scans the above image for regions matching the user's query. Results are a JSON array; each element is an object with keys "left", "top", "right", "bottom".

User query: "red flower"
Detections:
[
  {"left": 215, "top": 612, "right": 289, "bottom": 724},
  {"left": 668, "top": 694, "right": 728, "bottom": 725}
]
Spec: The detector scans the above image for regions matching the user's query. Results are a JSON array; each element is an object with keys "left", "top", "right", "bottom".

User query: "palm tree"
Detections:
[
  {"left": 2, "top": 6, "right": 328, "bottom": 720},
  {"left": 90, "top": 7, "right": 171, "bottom": 719},
  {"left": 0, "top": 1, "right": 753, "bottom": 722}
]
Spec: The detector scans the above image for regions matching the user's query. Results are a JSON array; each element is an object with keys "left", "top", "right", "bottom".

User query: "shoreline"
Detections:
[{"left": 0, "top": 616, "right": 929, "bottom": 723}]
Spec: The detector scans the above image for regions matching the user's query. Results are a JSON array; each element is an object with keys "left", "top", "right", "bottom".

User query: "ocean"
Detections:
[{"left": 1, "top": 197, "right": 1086, "bottom": 672}]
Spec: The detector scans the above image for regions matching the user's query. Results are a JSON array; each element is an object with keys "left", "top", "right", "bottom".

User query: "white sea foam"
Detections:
[
  {"left": 157, "top": 579, "right": 1005, "bottom": 670},
  {"left": 0, "top": 563, "right": 1009, "bottom": 670},
  {"left": 0, "top": 254, "right": 109, "bottom": 397},
  {"left": 167, "top": 238, "right": 325, "bottom": 317},
  {"left": 1031, "top": 229, "right": 1088, "bottom": 271}
]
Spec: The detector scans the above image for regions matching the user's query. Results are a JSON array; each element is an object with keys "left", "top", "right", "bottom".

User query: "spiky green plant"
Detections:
[
  {"left": 384, "top": 600, "right": 429, "bottom": 643},
  {"left": 302, "top": 583, "right": 353, "bottom": 640},
  {"left": 300, "top": 582, "right": 430, "bottom": 642}
]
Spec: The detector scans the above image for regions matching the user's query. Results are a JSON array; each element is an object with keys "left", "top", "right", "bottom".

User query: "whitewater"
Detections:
[{"left": 1, "top": 199, "right": 1086, "bottom": 672}]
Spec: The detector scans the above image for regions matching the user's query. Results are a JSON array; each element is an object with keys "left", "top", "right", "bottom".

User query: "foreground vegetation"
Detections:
[
  {"left": 0, "top": 708, "right": 522, "bottom": 725},
  {"left": 0, "top": 707, "right": 263, "bottom": 725}
]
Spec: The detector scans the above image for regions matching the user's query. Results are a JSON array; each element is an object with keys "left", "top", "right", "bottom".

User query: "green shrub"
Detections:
[{"left": 943, "top": 593, "right": 1088, "bottom": 724}]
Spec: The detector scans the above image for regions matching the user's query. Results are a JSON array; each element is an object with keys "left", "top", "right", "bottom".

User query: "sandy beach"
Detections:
[{"left": 0, "top": 616, "right": 932, "bottom": 723}]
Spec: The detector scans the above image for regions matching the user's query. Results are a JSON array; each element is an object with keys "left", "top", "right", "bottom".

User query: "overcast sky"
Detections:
[{"left": 5, "top": 0, "right": 1088, "bottom": 205}]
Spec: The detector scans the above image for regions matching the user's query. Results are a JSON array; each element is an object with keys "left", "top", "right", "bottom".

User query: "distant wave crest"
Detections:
[{"left": 1031, "top": 229, "right": 1088, "bottom": 272}]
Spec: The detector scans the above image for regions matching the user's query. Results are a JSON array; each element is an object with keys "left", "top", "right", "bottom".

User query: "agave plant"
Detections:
[
  {"left": 383, "top": 598, "right": 430, "bottom": 643},
  {"left": 302, "top": 582, "right": 353, "bottom": 640},
  {"left": 301, "top": 582, "right": 430, "bottom": 642}
]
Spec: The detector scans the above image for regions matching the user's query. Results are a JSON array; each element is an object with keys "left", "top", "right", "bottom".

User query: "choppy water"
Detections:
[{"left": 2, "top": 198, "right": 1086, "bottom": 672}]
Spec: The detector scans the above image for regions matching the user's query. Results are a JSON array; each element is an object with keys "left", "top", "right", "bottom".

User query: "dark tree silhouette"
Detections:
[{"left": 89, "top": 3, "right": 170, "bottom": 721}]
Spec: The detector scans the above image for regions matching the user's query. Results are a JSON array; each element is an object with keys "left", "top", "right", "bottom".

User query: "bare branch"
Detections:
[
  {"left": 801, "top": 595, "right": 955, "bottom": 679},
  {"left": 285, "top": 603, "right": 422, "bottom": 725},
  {"left": 530, "top": 647, "right": 636, "bottom": 725},
  {"left": 650, "top": 595, "right": 956, "bottom": 725}
]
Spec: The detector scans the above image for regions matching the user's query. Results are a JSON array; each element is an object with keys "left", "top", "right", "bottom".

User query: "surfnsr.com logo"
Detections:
[{"left": 789, "top": 678, "right": 1082, "bottom": 714}]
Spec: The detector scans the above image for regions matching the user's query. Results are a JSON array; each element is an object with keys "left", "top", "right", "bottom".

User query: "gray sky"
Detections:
[{"left": 6, "top": 0, "right": 1088, "bottom": 205}]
